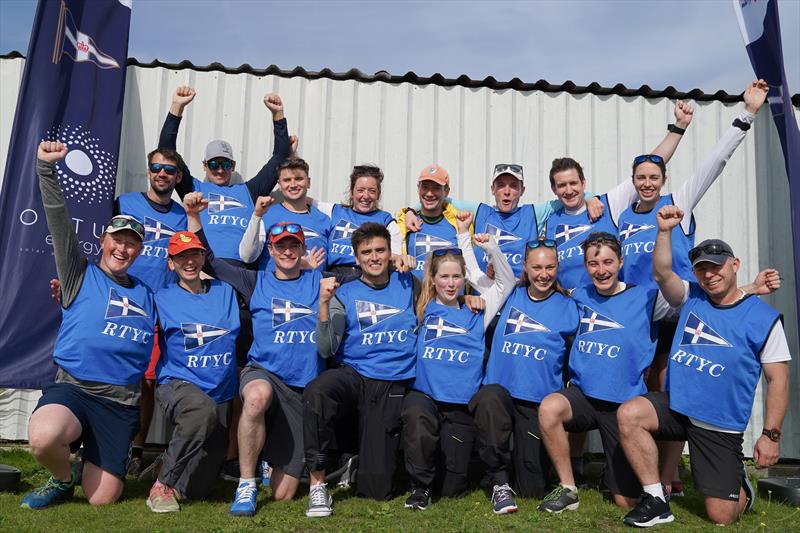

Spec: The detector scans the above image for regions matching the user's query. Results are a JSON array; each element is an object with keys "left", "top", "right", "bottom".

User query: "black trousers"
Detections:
[
  {"left": 303, "top": 364, "right": 408, "bottom": 500},
  {"left": 401, "top": 390, "right": 476, "bottom": 497},
  {"left": 470, "top": 384, "right": 551, "bottom": 498}
]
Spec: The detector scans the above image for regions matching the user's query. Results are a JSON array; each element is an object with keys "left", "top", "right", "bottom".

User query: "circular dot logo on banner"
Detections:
[{"left": 43, "top": 124, "right": 116, "bottom": 205}]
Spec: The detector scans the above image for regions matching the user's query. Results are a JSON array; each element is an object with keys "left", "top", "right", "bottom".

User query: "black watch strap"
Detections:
[
  {"left": 762, "top": 428, "right": 781, "bottom": 442},
  {"left": 667, "top": 124, "right": 686, "bottom": 135},
  {"left": 733, "top": 118, "right": 752, "bottom": 131}
]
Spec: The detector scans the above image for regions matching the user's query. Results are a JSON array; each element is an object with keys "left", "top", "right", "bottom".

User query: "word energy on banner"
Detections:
[{"left": 0, "top": 0, "right": 133, "bottom": 388}]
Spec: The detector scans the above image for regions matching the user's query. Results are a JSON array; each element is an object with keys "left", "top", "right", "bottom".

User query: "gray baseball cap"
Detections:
[
  {"left": 204, "top": 140, "right": 234, "bottom": 162},
  {"left": 689, "top": 239, "right": 735, "bottom": 267}
]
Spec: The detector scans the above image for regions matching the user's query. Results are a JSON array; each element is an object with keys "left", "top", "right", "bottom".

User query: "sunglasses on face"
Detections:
[
  {"left": 432, "top": 248, "right": 463, "bottom": 257},
  {"left": 206, "top": 159, "right": 233, "bottom": 171},
  {"left": 688, "top": 244, "right": 734, "bottom": 263},
  {"left": 149, "top": 163, "right": 178, "bottom": 175},
  {"left": 110, "top": 217, "right": 144, "bottom": 234},
  {"left": 632, "top": 154, "right": 665, "bottom": 167},
  {"left": 494, "top": 163, "right": 523, "bottom": 175},
  {"left": 269, "top": 223, "right": 302, "bottom": 236},
  {"left": 526, "top": 239, "right": 556, "bottom": 249}
]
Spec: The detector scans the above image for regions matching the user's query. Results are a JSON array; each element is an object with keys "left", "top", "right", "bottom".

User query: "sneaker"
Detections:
[
  {"left": 742, "top": 474, "right": 755, "bottom": 513},
  {"left": 259, "top": 460, "right": 271, "bottom": 487},
  {"left": 20, "top": 475, "right": 75, "bottom": 509},
  {"left": 220, "top": 459, "right": 241, "bottom": 482},
  {"left": 622, "top": 493, "right": 674, "bottom": 527},
  {"left": 306, "top": 482, "right": 333, "bottom": 518},
  {"left": 138, "top": 452, "right": 164, "bottom": 481},
  {"left": 538, "top": 485, "right": 580, "bottom": 513},
  {"left": 491, "top": 483, "right": 517, "bottom": 514},
  {"left": 404, "top": 486, "right": 431, "bottom": 511},
  {"left": 146, "top": 480, "right": 180, "bottom": 513},
  {"left": 229, "top": 482, "right": 258, "bottom": 517}
]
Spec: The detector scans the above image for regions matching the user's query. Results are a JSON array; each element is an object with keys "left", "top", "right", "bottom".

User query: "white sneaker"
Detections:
[{"left": 306, "top": 482, "right": 333, "bottom": 518}]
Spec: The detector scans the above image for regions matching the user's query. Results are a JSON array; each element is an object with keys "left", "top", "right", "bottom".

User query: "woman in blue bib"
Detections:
[
  {"left": 471, "top": 238, "right": 579, "bottom": 499},
  {"left": 401, "top": 212, "right": 515, "bottom": 514}
]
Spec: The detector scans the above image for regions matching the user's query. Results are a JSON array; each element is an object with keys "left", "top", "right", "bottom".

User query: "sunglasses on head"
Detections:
[
  {"left": 110, "top": 217, "right": 144, "bottom": 234},
  {"left": 432, "top": 248, "right": 463, "bottom": 257},
  {"left": 688, "top": 243, "right": 734, "bottom": 263},
  {"left": 584, "top": 232, "right": 619, "bottom": 246},
  {"left": 526, "top": 239, "right": 556, "bottom": 250},
  {"left": 149, "top": 163, "right": 178, "bottom": 175},
  {"left": 206, "top": 159, "right": 233, "bottom": 171},
  {"left": 494, "top": 163, "right": 523, "bottom": 175},
  {"left": 269, "top": 223, "right": 302, "bottom": 236},
  {"left": 353, "top": 165, "right": 381, "bottom": 173},
  {"left": 632, "top": 154, "right": 665, "bottom": 167}
]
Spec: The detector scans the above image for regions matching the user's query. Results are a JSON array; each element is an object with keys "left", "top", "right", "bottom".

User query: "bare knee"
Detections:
[
  {"left": 272, "top": 485, "right": 296, "bottom": 501},
  {"left": 538, "top": 394, "right": 567, "bottom": 428},
  {"left": 613, "top": 493, "right": 636, "bottom": 509},
  {"left": 242, "top": 382, "right": 272, "bottom": 416},
  {"left": 617, "top": 398, "right": 653, "bottom": 435},
  {"left": 28, "top": 424, "right": 63, "bottom": 458},
  {"left": 87, "top": 492, "right": 120, "bottom": 505},
  {"left": 706, "top": 502, "right": 739, "bottom": 525}
]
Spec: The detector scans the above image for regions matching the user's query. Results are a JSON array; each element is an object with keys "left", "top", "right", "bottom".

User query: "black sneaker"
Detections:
[
  {"left": 623, "top": 493, "right": 674, "bottom": 527},
  {"left": 538, "top": 485, "right": 579, "bottom": 513},
  {"left": 220, "top": 459, "right": 241, "bottom": 482},
  {"left": 491, "top": 483, "right": 517, "bottom": 514},
  {"left": 742, "top": 474, "right": 755, "bottom": 513},
  {"left": 404, "top": 486, "right": 431, "bottom": 511}
]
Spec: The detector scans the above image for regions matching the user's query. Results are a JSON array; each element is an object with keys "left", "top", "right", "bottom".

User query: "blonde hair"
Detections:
[{"left": 415, "top": 250, "right": 467, "bottom": 322}]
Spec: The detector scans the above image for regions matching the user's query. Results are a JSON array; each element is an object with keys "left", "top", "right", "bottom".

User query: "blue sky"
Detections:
[{"left": 0, "top": 0, "right": 798, "bottom": 95}]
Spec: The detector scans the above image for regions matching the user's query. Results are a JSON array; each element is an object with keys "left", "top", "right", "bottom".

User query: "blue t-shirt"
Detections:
[
  {"left": 406, "top": 217, "right": 458, "bottom": 279},
  {"left": 328, "top": 204, "right": 394, "bottom": 267},
  {"left": 260, "top": 203, "right": 331, "bottom": 271},
  {"left": 474, "top": 203, "right": 538, "bottom": 278},
  {"left": 194, "top": 178, "right": 254, "bottom": 260}
]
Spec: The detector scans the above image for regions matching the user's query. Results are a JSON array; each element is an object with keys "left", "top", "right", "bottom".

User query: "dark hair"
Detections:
[
  {"left": 581, "top": 232, "right": 622, "bottom": 260},
  {"left": 631, "top": 157, "right": 667, "bottom": 178},
  {"left": 346, "top": 164, "right": 384, "bottom": 207},
  {"left": 278, "top": 157, "right": 310, "bottom": 176},
  {"left": 549, "top": 157, "right": 585, "bottom": 187},
  {"left": 351, "top": 222, "right": 391, "bottom": 254},
  {"left": 147, "top": 147, "right": 185, "bottom": 170},
  {"left": 520, "top": 240, "right": 568, "bottom": 296}
]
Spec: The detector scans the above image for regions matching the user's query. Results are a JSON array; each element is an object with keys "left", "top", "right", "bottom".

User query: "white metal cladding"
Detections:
[{"left": 0, "top": 57, "right": 798, "bottom": 458}]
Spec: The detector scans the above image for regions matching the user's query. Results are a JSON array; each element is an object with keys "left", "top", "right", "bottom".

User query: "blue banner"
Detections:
[
  {"left": 734, "top": 0, "right": 800, "bottom": 337},
  {"left": 0, "top": 0, "right": 132, "bottom": 388}
]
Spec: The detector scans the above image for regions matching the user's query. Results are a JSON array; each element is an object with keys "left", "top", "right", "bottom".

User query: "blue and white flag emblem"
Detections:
[
  {"left": 554, "top": 223, "right": 592, "bottom": 247},
  {"left": 578, "top": 305, "right": 623, "bottom": 336},
  {"left": 144, "top": 217, "right": 177, "bottom": 242},
  {"left": 207, "top": 193, "right": 246, "bottom": 213},
  {"left": 424, "top": 316, "right": 468, "bottom": 341},
  {"left": 272, "top": 298, "right": 315, "bottom": 327},
  {"left": 105, "top": 288, "right": 148, "bottom": 319},
  {"left": 484, "top": 224, "right": 521, "bottom": 247},
  {"left": 356, "top": 300, "right": 402, "bottom": 330},
  {"left": 680, "top": 312, "right": 732, "bottom": 347},
  {"left": 302, "top": 226, "right": 321, "bottom": 239},
  {"left": 181, "top": 322, "right": 231, "bottom": 351},
  {"left": 503, "top": 307, "right": 550, "bottom": 336},
  {"left": 413, "top": 233, "right": 453, "bottom": 256},
  {"left": 332, "top": 219, "right": 358, "bottom": 241},
  {"left": 619, "top": 222, "right": 655, "bottom": 241}
]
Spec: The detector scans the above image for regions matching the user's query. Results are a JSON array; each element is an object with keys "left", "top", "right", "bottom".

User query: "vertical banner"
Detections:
[
  {"left": 0, "top": 0, "right": 133, "bottom": 388},
  {"left": 733, "top": 0, "right": 800, "bottom": 335}
]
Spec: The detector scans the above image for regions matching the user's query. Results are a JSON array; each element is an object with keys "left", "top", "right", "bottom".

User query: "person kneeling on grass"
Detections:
[
  {"left": 617, "top": 205, "right": 789, "bottom": 527},
  {"left": 145, "top": 231, "right": 240, "bottom": 512},
  {"left": 22, "top": 142, "right": 156, "bottom": 509}
]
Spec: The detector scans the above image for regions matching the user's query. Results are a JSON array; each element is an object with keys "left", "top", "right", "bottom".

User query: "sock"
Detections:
[
  {"left": 561, "top": 484, "right": 577, "bottom": 492},
  {"left": 238, "top": 478, "right": 257, "bottom": 486},
  {"left": 643, "top": 483, "right": 665, "bottom": 502}
]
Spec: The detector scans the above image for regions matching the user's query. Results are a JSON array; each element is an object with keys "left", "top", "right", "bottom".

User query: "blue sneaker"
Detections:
[
  {"left": 20, "top": 475, "right": 75, "bottom": 509},
  {"left": 229, "top": 481, "right": 257, "bottom": 517},
  {"left": 260, "top": 460, "right": 271, "bottom": 486}
]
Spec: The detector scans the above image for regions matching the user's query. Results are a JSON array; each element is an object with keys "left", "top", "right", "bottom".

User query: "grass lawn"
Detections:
[{"left": 0, "top": 449, "right": 797, "bottom": 532}]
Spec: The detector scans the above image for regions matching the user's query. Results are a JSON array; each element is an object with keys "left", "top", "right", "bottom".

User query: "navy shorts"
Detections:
[{"left": 35, "top": 382, "right": 140, "bottom": 479}]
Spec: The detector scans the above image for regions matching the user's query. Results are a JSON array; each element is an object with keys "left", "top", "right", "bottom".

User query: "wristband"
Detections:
[
  {"left": 733, "top": 118, "right": 751, "bottom": 131},
  {"left": 762, "top": 428, "right": 781, "bottom": 442},
  {"left": 667, "top": 124, "right": 686, "bottom": 135},
  {"left": 402, "top": 207, "right": 418, "bottom": 216}
]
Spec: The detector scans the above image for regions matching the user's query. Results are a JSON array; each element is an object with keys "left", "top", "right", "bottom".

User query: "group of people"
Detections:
[{"left": 19, "top": 79, "right": 791, "bottom": 528}]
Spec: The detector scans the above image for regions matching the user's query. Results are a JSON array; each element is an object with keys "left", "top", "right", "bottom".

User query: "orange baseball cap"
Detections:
[
  {"left": 168, "top": 231, "right": 206, "bottom": 256},
  {"left": 418, "top": 164, "right": 449, "bottom": 186}
]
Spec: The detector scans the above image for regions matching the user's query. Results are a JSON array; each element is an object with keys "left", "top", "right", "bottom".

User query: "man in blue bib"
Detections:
[
  {"left": 304, "top": 222, "right": 418, "bottom": 516},
  {"left": 618, "top": 205, "right": 790, "bottom": 527}
]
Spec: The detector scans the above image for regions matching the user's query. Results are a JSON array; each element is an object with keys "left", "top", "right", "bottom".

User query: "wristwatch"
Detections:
[
  {"left": 667, "top": 123, "right": 686, "bottom": 135},
  {"left": 762, "top": 428, "right": 782, "bottom": 442}
]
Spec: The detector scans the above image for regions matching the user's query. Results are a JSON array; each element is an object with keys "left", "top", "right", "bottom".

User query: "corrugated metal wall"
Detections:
[{"left": 1, "top": 57, "right": 798, "bottom": 458}]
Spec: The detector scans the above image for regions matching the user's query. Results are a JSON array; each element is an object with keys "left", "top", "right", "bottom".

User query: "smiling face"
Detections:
[
  {"left": 693, "top": 258, "right": 739, "bottom": 300},
  {"left": 551, "top": 168, "right": 586, "bottom": 210},
  {"left": 168, "top": 249, "right": 206, "bottom": 283},
  {"left": 203, "top": 157, "right": 235, "bottom": 186},
  {"left": 524, "top": 247, "right": 558, "bottom": 298},
  {"left": 148, "top": 153, "right": 182, "bottom": 197},
  {"left": 99, "top": 231, "right": 142, "bottom": 278},
  {"left": 268, "top": 237, "right": 306, "bottom": 273},
  {"left": 354, "top": 236, "right": 391, "bottom": 280},
  {"left": 351, "top": 176, "right": 380, "bottom": 213},
  {"left": 417, "top": 180, "right": 449, "bottom": 215},
  {"left": 584, "top": 243, "right": 623, "bottom": 295},
  {"left": 278, "top": 168, "right": 310, "bottom": 203},
  {"left": 492, "top": 174, "right": 525, "bottom": 213},
  {"left": 433, "top": 258, "right": 465, "bottom": 306},
  {"left": 632, "top": 161, "right": 665, "bottom": 205}
]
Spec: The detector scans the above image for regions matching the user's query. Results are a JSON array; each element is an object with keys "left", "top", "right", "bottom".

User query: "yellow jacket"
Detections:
[{"left": 396, "top": 202, "right": 473, "bottom": 254}]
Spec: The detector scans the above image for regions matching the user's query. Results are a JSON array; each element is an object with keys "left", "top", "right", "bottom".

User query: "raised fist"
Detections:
[
  {"left": 173, "top": 86, "right": 196, "bottom": 107},
  {"left": 319, "top": 276, "right": 340, "bottom": 304},
  {"left": 455, "top": 210, "right": 473, "bottom": 234},
  {"left": 743, "top": 79, "right": 769, "bottom": 115},
  {"left": 674, "top": 100, "right": 694, "bottom": 129},
  {"left": 656, "top": 205, "right": 684, "bottom": 231},
  {"left": 472, "top": 233, "right": 496, "bottom": 250},
  {"left": 264, "top": 93, "right": 284, "bottom": 119},
  {"left": 290, "top": 135, "right": 299, "bottom": 157},
  {"left": 183, "top": 192, "right": 209, "bottom": 215},
  {"left": 254, "top": 196, "right": 274, "bottom": 217},
  {"left": 38, "top": 141, "right": 68, "bottom": 163}
]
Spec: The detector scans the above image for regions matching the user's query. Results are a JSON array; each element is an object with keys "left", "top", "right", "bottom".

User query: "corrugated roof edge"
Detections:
[{"left": 3, "top": 50, "right": 799, "bottom": 107}]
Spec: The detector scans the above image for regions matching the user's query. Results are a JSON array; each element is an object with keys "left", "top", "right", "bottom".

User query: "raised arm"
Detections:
[
  {"left": 455, "top": 211, "right": 491, "bottom": 293},
  {"left": 650, "top": 99, "right": 694, "bottom": 162},
  {"left": 160, "top": 86, "right": 197, "bottom": 199},
  {"left": 36, "top": 142, "right": 88, "bottom": 308},
  {"left": 239, "top": 196, "right": 272, "bottom": 263},
  {"left": 316, "top": 277, "right": 346, "bottom": 358},
  {"left": 471, "top": 233, "right": 516, "bottom": 329},
  {"left": 245, "top": 93, "right": 292, "bottom": 200},
  {"left": 652, "top": 205, "right": 689, "bottom": 307}
]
